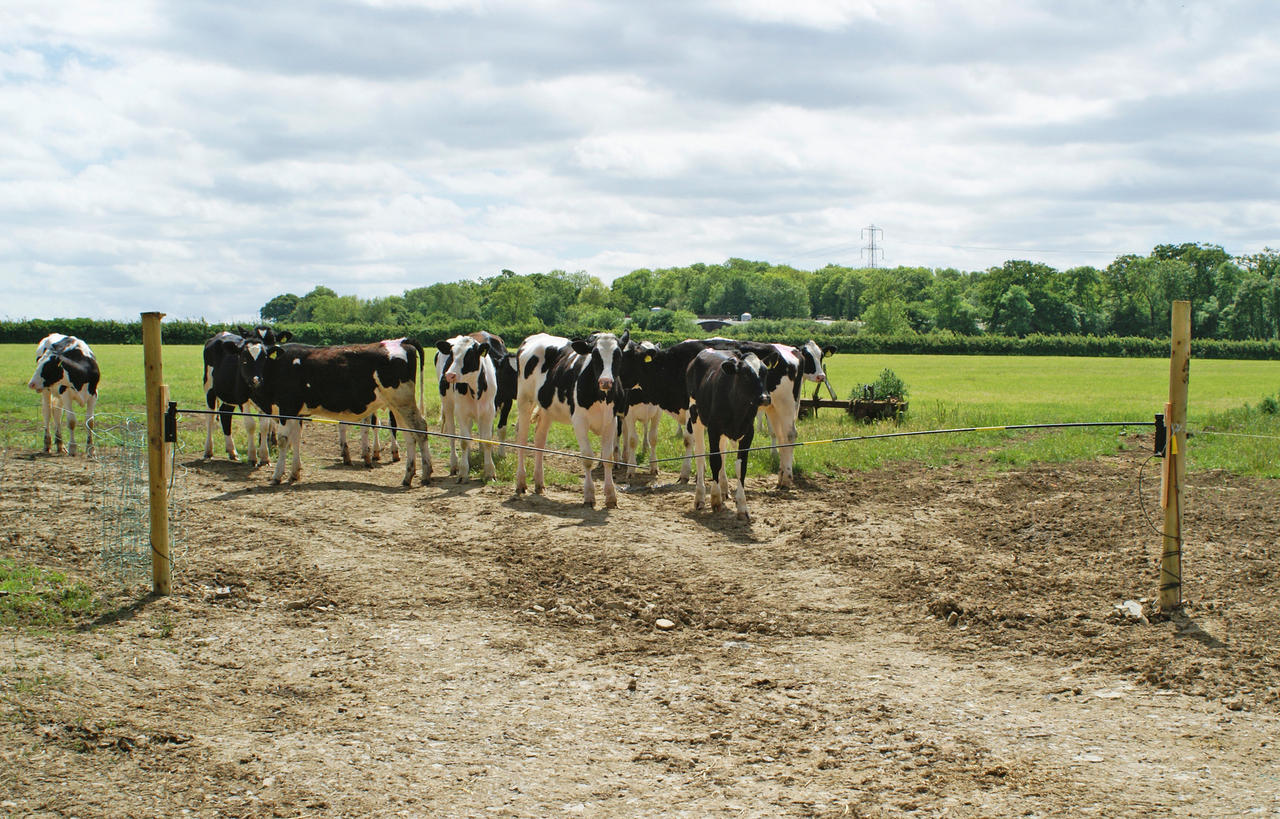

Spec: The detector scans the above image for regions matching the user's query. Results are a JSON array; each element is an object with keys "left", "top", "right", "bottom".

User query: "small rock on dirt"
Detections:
[{"left": 654, "top": 618, "right": 676, "bottom": 631}]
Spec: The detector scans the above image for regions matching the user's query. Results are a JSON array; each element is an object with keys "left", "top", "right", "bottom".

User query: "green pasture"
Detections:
[{"left": 1, "top": 344, "right": 1277, "bottom": 480}]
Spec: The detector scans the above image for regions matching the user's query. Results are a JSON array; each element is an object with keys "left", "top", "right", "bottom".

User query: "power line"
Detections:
[{"left": 861, "top": 224, "right": 884, "bottom": 268}]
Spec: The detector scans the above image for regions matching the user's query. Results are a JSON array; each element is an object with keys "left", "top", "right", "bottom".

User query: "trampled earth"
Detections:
[{"left": 2, "top": 432, "right": 1279, "bottom": 817}]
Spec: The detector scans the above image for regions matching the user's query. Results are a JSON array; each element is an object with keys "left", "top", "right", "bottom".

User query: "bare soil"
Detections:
[{"left": 2, "top": 432, "right": 1279, "bottom": 817}]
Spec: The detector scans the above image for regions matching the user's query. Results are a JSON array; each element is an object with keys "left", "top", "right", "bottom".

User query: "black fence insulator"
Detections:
[
  {"left": 164, "top": 401, "right": 178, "bottom": 443},
  {"left": 1154, "top": 413, "right": 1167, "bottom": 457}
]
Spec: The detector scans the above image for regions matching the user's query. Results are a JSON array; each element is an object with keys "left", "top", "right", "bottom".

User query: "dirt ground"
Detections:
[{"left": 2, "top": 430, "right": 1279, "bottom": 818}]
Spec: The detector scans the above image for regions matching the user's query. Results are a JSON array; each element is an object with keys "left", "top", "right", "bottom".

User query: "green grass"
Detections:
[
  {"left": 1, "top": 345, "right": 1277, "bottom": 479},
  {"left": 0, "top": 558, "right": 101, "bottom": 630}
]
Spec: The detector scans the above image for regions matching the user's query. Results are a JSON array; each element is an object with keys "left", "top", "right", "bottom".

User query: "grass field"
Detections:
[{"left": 2, "top": 344, "right": 1277, "bottom": 478}]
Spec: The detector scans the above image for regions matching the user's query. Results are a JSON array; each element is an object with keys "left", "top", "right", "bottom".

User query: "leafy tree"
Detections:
[
  {"left": 992, "top": 285, "right": 1034, "bottom": 337},
  {"left": 260, "top": 293, "right": 300, "bottom": 322},
  {"left": 483, "top": 277, "right": 537, "bottom": 326},
  {"left": 930, "top": 275, "right": 979, "bottom": 335}
]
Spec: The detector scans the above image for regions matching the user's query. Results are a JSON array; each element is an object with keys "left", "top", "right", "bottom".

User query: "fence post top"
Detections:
[{"left": 141, "top": 311, "right": 166, "bottom": 320}]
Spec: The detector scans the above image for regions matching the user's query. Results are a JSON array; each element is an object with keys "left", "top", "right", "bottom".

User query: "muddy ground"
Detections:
[{"left": 2, "top": 430, "right": 1279, "bottom": 817}]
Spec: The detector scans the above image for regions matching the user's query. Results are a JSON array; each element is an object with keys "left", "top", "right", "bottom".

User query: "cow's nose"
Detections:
[
  {"left": 759, "top": 394, "right": 772, "bottom": 406},
  {"left": 251, "top": 377, "right": 262, "bottom": 389},
  {"left": 814, "top": 374, "right": 826, "bottom": 382},
  {"left": 445, "top": 372, "right": 458, "bottom": 383},
  {"left": 27, "top": 380, "right": 39, "bottom": 390},
  {"left": 598, "top": 377, "right": 614, "bottom": 391}
]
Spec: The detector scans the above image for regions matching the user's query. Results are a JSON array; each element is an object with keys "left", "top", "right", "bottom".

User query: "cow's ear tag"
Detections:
[
  {"left": 480, "top": 347, "right": 488, "bottom": 357},
  {"left": 644, "top": 354, "right": 652, "bottom": 363},
  {"left": 769, "top": 358, "right": 778, "bottom": 369},
  {"left": 268, "top": 348, "right": 281, "bottom": 360}
]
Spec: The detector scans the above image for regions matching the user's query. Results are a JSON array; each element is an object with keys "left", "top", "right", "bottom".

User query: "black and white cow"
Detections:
[
  {"left": 700, "top": 339, "right": 806, "bottom": 488},
  {"left": 686, "top": 348, "right": 772, "bottom": 521},
  {"left": 240, "top": 338, "right": 431, "bottom": 486},
  {"left": 202, "top": 327, "right": 290, "bottom": 466},
  {"left": 28, "top": 334, "right": 99, "bottom": 457},
  {"left": 513, "top": 331, "right": 630, "bottom": 508},
  {"left": 797, "top": 339, "right": 838, "bottom": 399},
  {"left": 435, "top": 332, "right": 507, "bottom": 482},
  {"left": 620, "top": 340, "right": 665, "bottom": 480}
]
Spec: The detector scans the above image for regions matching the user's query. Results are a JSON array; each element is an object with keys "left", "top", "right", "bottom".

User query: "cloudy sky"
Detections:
[{"left": 3, "top": 0, "right": 1278, "bottom": 321}]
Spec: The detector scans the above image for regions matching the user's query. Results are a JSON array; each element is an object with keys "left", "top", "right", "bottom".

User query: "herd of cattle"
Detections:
[{"left": 27, "top": 329, "right": 836, "bottom": 520}]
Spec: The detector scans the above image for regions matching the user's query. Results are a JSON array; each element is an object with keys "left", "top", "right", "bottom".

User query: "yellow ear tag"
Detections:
[
  {"left": 644, "top": 354, "right": 653, "bottom": 363},
  {"left": 480, "top": 347, "right": 488, "bottom": 356}
]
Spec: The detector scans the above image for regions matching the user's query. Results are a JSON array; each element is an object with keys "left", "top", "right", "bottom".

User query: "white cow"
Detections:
[{"left": 29, "top": 334, "right": 100, "bottom": 457}]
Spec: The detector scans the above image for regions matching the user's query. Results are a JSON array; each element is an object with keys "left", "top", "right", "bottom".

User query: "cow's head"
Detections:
[
  {"left": 437, "top": 335, "right": 495, "bottom": 388},
  {"left": 28, "top": 354, "right": 65, "bottom": 391},
  {"left": 734, "top": 352, "right": 773, "bottom": 408},
  {"left": 800, "top": 340, "right": 837, "bottom": 383},
  {"left": 572, "top": 330, "right": 629, "bottom": 393},
  {"left": 237, "top": 341, "right": 281, "bottom": 394}
]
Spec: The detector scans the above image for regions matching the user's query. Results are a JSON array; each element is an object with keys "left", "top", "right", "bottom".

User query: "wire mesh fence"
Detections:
[{"left": 89, "top": 413, "right": 185, "bottom": 586}]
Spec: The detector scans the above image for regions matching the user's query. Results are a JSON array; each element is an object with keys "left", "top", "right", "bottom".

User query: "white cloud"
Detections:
[{"left": 1, "top": 0, "right": 1278, "bottom": 320}]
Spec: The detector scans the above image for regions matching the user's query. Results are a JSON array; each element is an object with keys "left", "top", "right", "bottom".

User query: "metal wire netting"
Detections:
[{"left": 89, "top": 414, "right": 185, "bottom": 585}]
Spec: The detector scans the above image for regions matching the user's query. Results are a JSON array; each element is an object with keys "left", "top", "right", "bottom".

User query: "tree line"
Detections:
[{"left": 258, "top": 243, "right": 1280, "bottom": 341}]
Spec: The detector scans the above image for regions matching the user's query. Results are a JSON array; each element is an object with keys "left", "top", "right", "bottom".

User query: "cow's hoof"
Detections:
[
  {"left": 391, "top": 454, "right": 400, "bottom": 463},
  {"left": 737, "top": 511, "right": 751, "bottom": 522},
  {"left": 605, "top": 497, "right": 618, "bottom": 509},
  {"left": 270, "top": 477, "right": 282, "bottom": 486}
]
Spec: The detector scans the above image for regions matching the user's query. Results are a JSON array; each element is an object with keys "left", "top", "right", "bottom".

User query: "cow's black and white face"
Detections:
[
  {"left": 577, "top": 330, "right": 629, "bottom": 393},
  {"left": 28, "top": 355, "right": 64, "bottom": 391},
  {"left": 237, "top": 341, "right": 276, "bottom": 393},
  {"left": 800, "top": 340, "right": 835, "bottom": 383},
  {"left": 738, "top": 353, "right": 772, "bottom": 407},
  {"left": 439, "top": 336, "right": 488, "bottom": 387}
]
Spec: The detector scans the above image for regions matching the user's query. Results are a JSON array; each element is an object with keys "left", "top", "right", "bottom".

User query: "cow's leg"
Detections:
[
  {"left": 532, "top": 411, "right": 552, "bottom": 495},
  {"left": 599, "top": 411, "right": 619, "bottom": 509},
  {"left": 64, "top": 395, "right": 79, "bottom": 456},
  {"left": 241, "top": 408, "right": 258, "bottom": 466},
  {"left": 256, "top": 415, "right": 273, "bottom": 467},
  {"left": 677, "top": 409, "right": 693, "bottom": 484},
  {"left": 691, "top": 415, "right": 707, "bottom": 510},
  {"left": 495, "top": 400, "right": 513, "bottom": 457},
  {"left": 441, "top": 393, "right": 460, "bottom": 477},
  {"left": 368, "top": 413, "right": 382, "bottom": 463},
  {"left": 203, "top": 392, "right": 217, "bottom": 459},
  {"left": 270, "top": 419, "right": 298, "bottom": 484},
  {"left": 767, "top": 405, "right": 796, "bottom": 489},
  {"left": 735, "top": 429, "right": 754, "bottom": 521},
  {"left": 339, "top": 423, "right": 353, "bottom": 465},
  {"left": 84, "top": 393, "right": 96, "bottom": 458},
  {"left": 571, "top": 415, "right": 598, "bottom": 507},
  {"left": 514, "top": 399, "right": 533, "bottom": 494},
  {"left": 218, "top": 403, "right": 238, "bottom": 460},
  {"left": 359, "top": 415, "right": 374, "bottom": 468},
  {"left": 386, "top": 411, "right": 400, "bottom": 462},
  {"left": 478, "top": 405, "right": 497, "bottom": 482},
  {"left": 39, "top": 391, "right": 53, "bottom": 453},
  {"left": 52, "top": 394, "right": 67, "bottom": 454},
  {"left": 456, "top": 405, "right": 474, "bottom": 483},
  {"left": 708, "top": 430, "right": 725, "bottom": 513},
  {"left": 646, "top": 414, "right": 660, "bottom": 478},
  {"left": 385, "top": 396, "right": 431, "bottom": 487}
]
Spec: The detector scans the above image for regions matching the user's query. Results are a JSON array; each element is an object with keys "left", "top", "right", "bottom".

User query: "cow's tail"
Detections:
[{"left": 403, "top": 338, "right": 426, "bottom": 420}]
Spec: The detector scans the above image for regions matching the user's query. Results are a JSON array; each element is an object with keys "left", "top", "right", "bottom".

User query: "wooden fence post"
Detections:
[
  {"left": 142, "top": 311, "right": 171, "bottom": 595},
  {"left": 1159, "top": 300, "right": 1191, "bottom": 612}
]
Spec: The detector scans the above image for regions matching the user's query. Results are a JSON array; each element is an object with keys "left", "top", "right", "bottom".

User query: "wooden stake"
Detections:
[
  {"left": 1159, "top": 301, "right": 1190, "bottom": 612},
  {"left": 142, "top": 311, "right": 171, "bottom": 596}
]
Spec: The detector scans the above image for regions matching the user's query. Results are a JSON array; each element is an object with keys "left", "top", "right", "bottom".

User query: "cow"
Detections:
[
  {"left": 513, "top": 331, "right": 630, "bottom": 508},
  {"left": 240, "top": 337, "right": 432, "bottom": 486},
  {"left": 686, "top": 348, "right": 772, "bottom": 521},
  {"left": 700, "top": 339, "right": 806, "bottom": 489},
  {"left": 28, "top": 334, "right": 99, "bottom": 457},
  {"left": 619, "top": 340, "right": 667, "bottom": 480},
  {"left": 435, "top": 332, "right": 507, "bottom": 482},
  {"left": 202, "top": 326, "right": 291, "bottom": 466}
]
